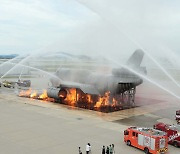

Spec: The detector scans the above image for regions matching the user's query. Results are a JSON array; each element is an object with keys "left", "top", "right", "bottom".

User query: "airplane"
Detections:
[{"left": 47, "top": 49, "right": 146, "bottom": 103}]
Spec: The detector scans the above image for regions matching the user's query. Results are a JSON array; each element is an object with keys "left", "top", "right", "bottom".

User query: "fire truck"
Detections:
[
  {"left": 124, "top": 127, "right": 168, "bottom": 154},
  {"left": 2, "top": 80, "right": 15, "bottom": 88},
  {"left": 16, "top": 79, "right": 31, "bottom": 87},
  {"left": 154, "top": 122, "right": 180, "bottom": 147}
]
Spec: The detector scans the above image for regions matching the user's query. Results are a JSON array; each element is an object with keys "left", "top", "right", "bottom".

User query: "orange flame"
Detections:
[
  {"left": 19, "top": 88, "right": 32, "bottom": 97},
  {"left": 65, "top": 88, "right": 77, "bottom": 105},
  {"left": 77, "top": 93, "right": 80, "bottom": 101},
  {"left": 38, "top": 90, "right": 48, "bottom": 99},
  {"left": 19, "top": 89, "right": 48, "bottom": 100},
  {"left": 112, "top": 98, "right": 118, "bottom": 106},
  {"left": 86, "top": 94, "right": 93, "bottom": 103},
  {"left": 95, "top": 91, "right": 110, "bottom": 107},
  {"left": 30, "top": 91, "right": 37, "bottom": 98},
  {"left": 19, "top": 88, "right": 120, "bottom": 110}
]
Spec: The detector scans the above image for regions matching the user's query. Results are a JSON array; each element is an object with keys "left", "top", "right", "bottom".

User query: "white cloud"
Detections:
[
  {"left": 0, "top": 0, "right": 180, "bottom": 58},
  {"left": 0, "top": 0, "right": 94, "bottom": 54}
]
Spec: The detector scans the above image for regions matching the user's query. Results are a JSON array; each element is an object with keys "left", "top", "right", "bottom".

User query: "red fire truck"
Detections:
[
  {"left": 154, "top": 122, "right": 180, "bottom": 147},
  {"left": 124, "top": 127, "right": 168, "bottom": 154}
]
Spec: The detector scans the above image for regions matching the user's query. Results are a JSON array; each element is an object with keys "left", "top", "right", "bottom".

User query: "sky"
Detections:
[
  {"left": 0, "top": 0, "right": 95, "bottom": 54},
  {"left": 0, "top": 0, "right": 180, "bottom": 58}
]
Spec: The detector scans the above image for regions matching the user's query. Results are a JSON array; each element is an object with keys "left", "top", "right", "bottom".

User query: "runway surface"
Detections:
[{"left": 0, "top": 81, "right": 180, "bottom": 154}]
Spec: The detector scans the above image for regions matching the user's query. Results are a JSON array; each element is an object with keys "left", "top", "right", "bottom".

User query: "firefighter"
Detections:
[
  {"left": 79, "top": 147, "right": 82, "bottom": 154},
  {"left": 102, "top": 145, "right": 105, "bottom": 154},
  {"left": 109, "top": 145, "right": 113, "bottom": 154},
  {"left": 112, "top": 144, "right": 115, "bottom": 154},
  {"left": 86, "top": 143, "right": 91, "bottom": 154},
  {"left": 106, "top": 146, "right": 109, "bottom": 154}
]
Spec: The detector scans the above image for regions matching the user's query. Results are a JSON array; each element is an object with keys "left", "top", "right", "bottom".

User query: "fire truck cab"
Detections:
[
  {"left": 124, "top": 127, "right": 168, "bottom": 154},
  {"left": 154, "top": 122, "right": 180, "bottom": 147}
]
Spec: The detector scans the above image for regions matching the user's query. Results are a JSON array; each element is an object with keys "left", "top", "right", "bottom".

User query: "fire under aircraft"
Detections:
[{"left": 47, "top": 49, "right": 146, "bottom": 104}]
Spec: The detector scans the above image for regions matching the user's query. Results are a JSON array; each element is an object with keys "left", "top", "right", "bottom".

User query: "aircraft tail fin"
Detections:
[
  {"left": 112, "top": 49, "right": 146, "bottom": 76},
  {"left": 126, "top": 49, "right": 144, "bottom": 68},
  {"left": 126, "top": 49, "right": 146, "bottom": 74}
]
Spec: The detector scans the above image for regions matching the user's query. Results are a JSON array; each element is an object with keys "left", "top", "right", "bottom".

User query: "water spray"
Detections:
[
  {"left": 0, "top": 54, "right": 32, "bottom": 79},
  {"left": 76, "top": 0, "right": 180, "bottom": 89},
  {"left": 107, "top": 57, "right": 180, "bottom": 100},
  {"left": 5, "top": 61, "right": 62, "bottom": 82},
  {"left": 0, "top": 45, "right": 59, "bottom": 79}
]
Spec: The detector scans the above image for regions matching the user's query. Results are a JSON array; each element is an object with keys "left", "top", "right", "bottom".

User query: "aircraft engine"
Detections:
[{"left": 47, "top": 87, "right": 67, "bottom": 100}]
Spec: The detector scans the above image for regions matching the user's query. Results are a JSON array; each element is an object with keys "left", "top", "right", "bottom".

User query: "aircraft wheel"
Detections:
[
  {"left": 173, "top": 141, "right": 178, "bottom": 147},
  {"left": 144, "top": 147, "right": 150, "bottom": 154},
  {"left": 126, "top": 140, "right": 131, "bottom": 146}
]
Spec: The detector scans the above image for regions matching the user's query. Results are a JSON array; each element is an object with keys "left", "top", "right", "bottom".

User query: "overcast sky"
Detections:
[
  {"left": 0, "top": 0, "right": 180, "bottom": 58},
  {"left": 0, "top": 0, "right": 94, "bottom": 54}
]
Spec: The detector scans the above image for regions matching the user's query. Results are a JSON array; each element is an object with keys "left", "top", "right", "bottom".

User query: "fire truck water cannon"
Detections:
[{"left": 124, "top": 127, "right": 168, "bottom": 154}]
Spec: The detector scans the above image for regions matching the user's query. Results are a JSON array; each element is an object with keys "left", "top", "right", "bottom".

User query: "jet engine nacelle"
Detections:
[{"left": 47, "top": 87, "right": 67, "bottom": 100}]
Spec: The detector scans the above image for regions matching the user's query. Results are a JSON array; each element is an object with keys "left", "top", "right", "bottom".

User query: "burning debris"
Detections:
[
  {"left": 19, "top": 89, "right": 50, "bottom": 100},
  {"left": 19, "top": 88, "right": 32, "bottom": 97},
  {"left": 39, "top": 90, "right": 48, "bottom": 99},
  {"left": 18, "top": 87, "right": 134, "bottom": 113}
]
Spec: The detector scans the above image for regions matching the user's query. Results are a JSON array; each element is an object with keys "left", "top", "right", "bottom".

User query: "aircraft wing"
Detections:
[{"left": 113, "top": 76, "right": 143, "bottom": 84}]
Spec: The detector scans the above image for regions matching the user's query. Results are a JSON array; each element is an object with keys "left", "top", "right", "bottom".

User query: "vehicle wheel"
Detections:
[
  {"left": 144, "top": 147, "right": 150, "bottom": 154},
  {"left": 173, "top": 141, "right": 178, "bottom": 147},
  {"left": 126, "top": 140, "right": 131, "bottom": 146}
]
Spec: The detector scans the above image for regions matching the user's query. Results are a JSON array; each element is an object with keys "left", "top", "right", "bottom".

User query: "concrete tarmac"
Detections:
[{"left": 0, "top": 82, "right": 180, "bottom": 154}]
